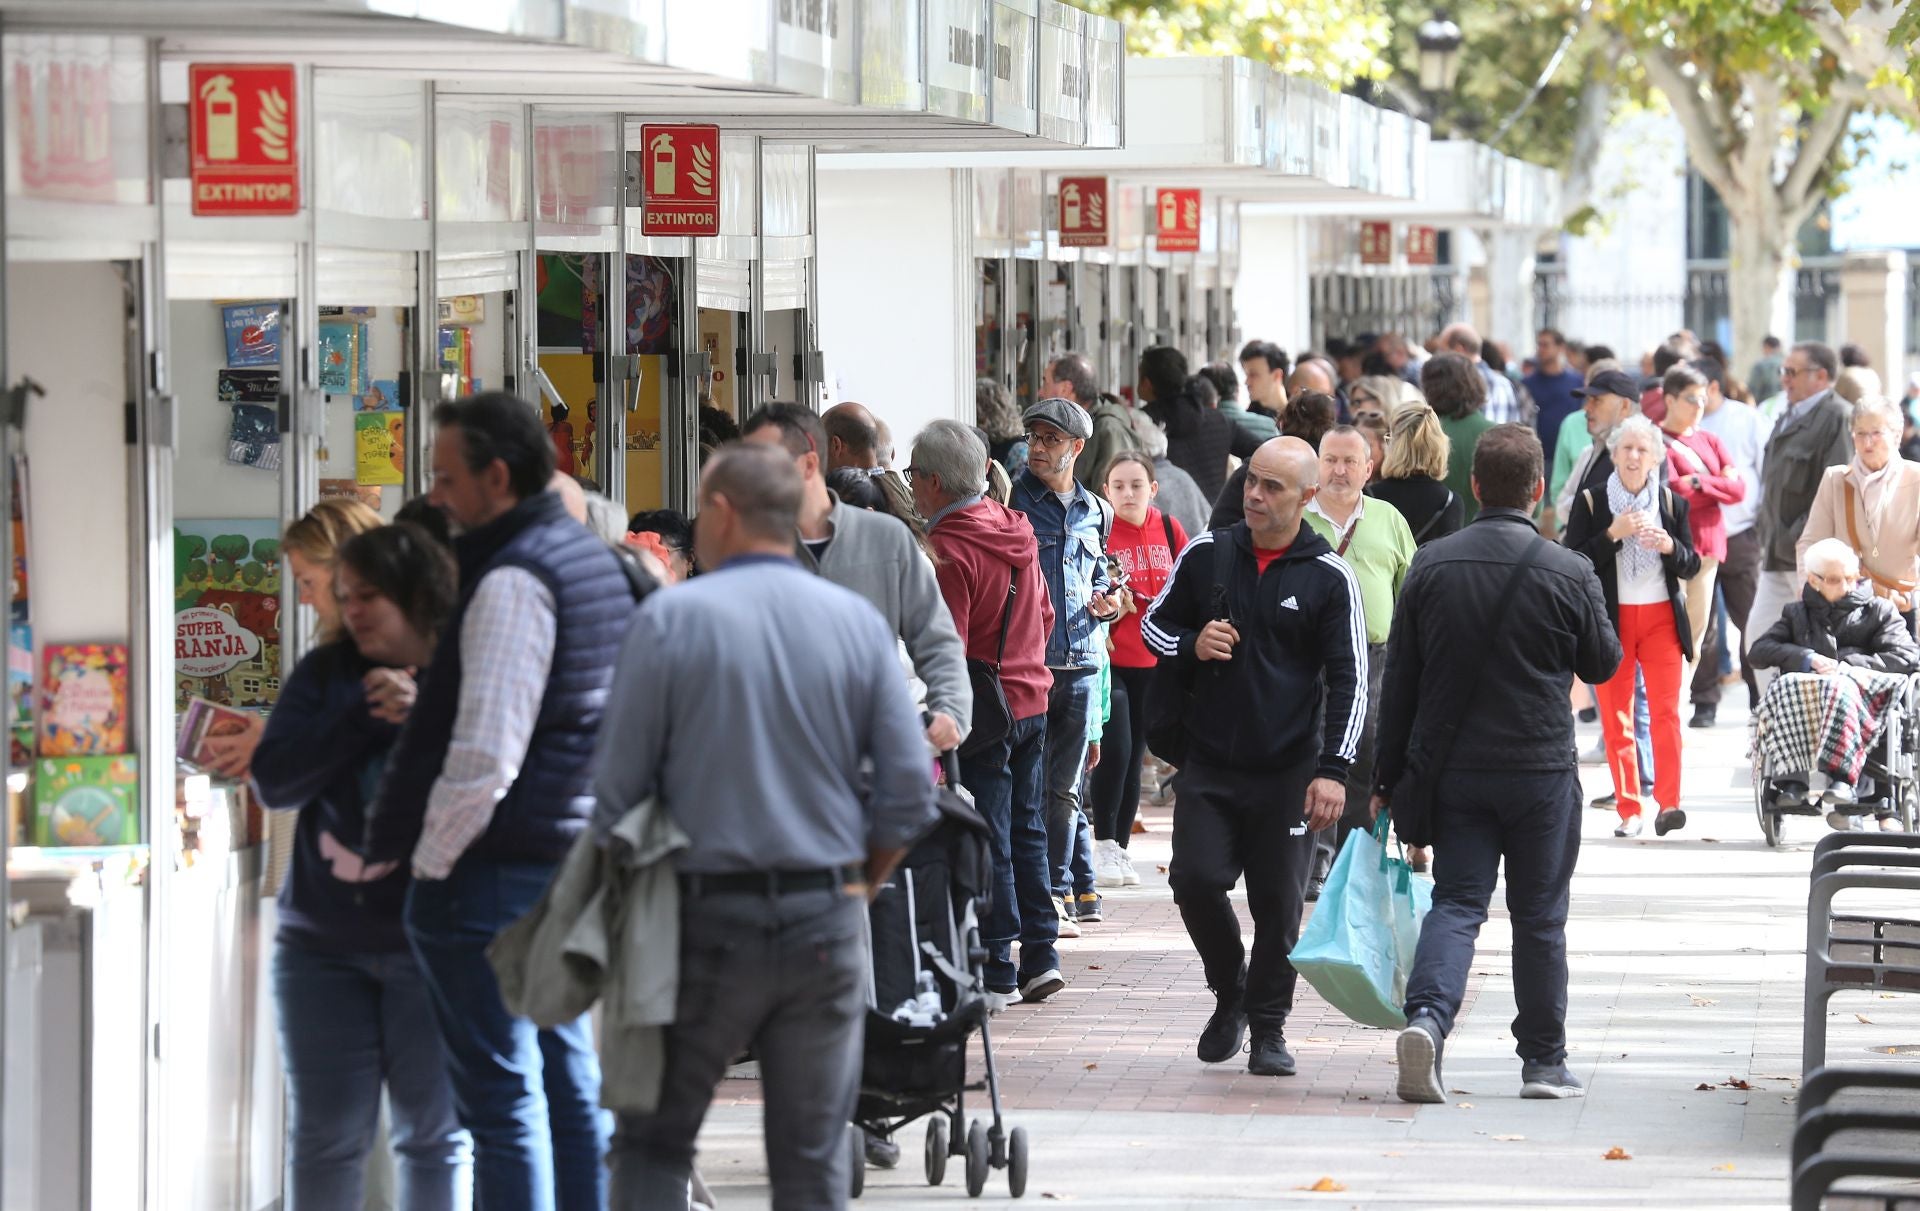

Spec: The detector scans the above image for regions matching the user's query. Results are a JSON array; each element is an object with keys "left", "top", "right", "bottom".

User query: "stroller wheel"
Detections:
[
  {"left": 965, "top": 1119, "right": 990, "bottom": 1197},
  {"left": 925, "top": 1116, "right": 949, "bottom": 1186},
  {"left": 1008, "top": 1126, "right": 1029, "bottom": 1198},
  {"left": 848, "top": 1125, "right": 865, "bottom": 1198}
]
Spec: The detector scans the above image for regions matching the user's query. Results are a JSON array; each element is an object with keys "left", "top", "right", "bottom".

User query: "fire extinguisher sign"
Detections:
[
  {"left": 639, "top": 124, "right": 722, "bottom": 237},
  {"left": 1058, "top": 176, "right": 1109, "bottom": 248},
  {"left": 188, "top": 64, "right": 299, "bottom": 216},
  {"left": 1155, "top": 188, "right": 1202, "bottom": 253}
]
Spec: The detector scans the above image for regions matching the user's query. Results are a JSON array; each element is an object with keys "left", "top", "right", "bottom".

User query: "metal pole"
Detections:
[{"left": 408, "top": 81, "right": 439, "bottom": 495}]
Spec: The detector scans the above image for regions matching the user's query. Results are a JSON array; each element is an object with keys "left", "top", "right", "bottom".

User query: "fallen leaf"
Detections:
[
  {"left": 1456, "top": 1102, "right": 1475, "bottom": 1109},
  {"left": 1722, "top": 1078, "right": 1752, "bottom": 1091},
  {"left": 1689, "top": 995, "right": 1719, "bottom": 1007},
  {"left": 1493, "top": 1134, "right": 1526, "bottom": 1142},
  {"left": 1356, "top": 1095, "right": 1371, "bottom": 1101},
  {"left": 1856, "top": 1013, "right": 1874, "bottom": 1024},
  {"left": 1449, "top": 1088, "right": 1471, "bottom": 1094},
  {"left": 1702, "top": 837, "right": 1721, "bottom": 843},
  {"left": 1087, "top": 964, "right": 1102, "bottom": 970},
  {"left": 1695, "top": 1083, "right": 1716, "bottom": 1091},
  {"left": 1712, "top": 1163, "right": 1735, "bottom": 1172},
  {"left": 1296, "top": 1178, "right": 1347, "bottom": 1193},
  {"left": 1083, "top": 1062, "right": 1098, "bottom": 1071},
  {"left": 1604, "top": 1147, "right": 1632, "bottom": 1161},
  {"left": 1156, "top": 865, "right": 1168, "bottom": 874},
  {"left": 1041, "top": 1194, "right": 1073, "bottom": 1202}
]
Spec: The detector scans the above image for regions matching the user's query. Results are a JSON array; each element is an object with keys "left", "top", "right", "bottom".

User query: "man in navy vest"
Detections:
[{"left": 367, "top": 392, "right": 634, "bottom": 1211}]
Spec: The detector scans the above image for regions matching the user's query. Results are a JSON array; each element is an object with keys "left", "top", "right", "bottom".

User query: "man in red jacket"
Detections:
[{"left": 910, "top": 419, "right": 1065, "bottom": 1008}]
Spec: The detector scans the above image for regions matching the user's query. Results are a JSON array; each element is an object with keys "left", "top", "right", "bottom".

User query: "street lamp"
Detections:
[{"left": 1417, "top": 11, "right": 1464, "bottom": 94}]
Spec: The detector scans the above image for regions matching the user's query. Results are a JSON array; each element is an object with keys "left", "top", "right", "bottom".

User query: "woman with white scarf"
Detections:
[
  {"left": 1565, "top": 416, "right": 1702, "bottom": 838},
  {"left": 1797, "top": 396, "right": 1920, "bottom": 636}
]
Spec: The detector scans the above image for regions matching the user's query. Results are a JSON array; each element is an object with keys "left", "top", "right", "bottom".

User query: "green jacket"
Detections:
[
  {"left": 1439, "top": 412, "right": 1498, "bottom": 524},
  {"left": 1078, "top": 399, "right": 1144, "bottom": 495}
]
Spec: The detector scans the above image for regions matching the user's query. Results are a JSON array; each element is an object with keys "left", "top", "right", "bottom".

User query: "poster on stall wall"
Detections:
[
  {"left": 698, "top": 310, "right": 738, "bottom": 418},
  {"left": 174, "top": 520, "right": 282, "bottom": 712},
  {"left": 222, "top": 302, "right": 281, "bottom": 367},
  {"left": 355, "top": 412, "right": 405, "bottom": 486}
]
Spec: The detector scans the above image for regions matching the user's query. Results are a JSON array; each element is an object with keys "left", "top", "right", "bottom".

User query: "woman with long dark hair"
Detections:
[{"left": 252, "top": 523, "right": 470, "bottom": 1208}]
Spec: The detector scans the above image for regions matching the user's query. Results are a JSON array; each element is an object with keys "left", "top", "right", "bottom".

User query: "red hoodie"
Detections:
[{"left": 928, "top": 497, "right": 1056, "bottom": 722}]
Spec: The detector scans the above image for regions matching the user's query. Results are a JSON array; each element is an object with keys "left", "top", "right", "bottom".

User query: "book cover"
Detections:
[
  {"left": 11, "top": 452, "right": 28, "bottom": 626},
  {"left": 34, "top": 754, "right": 139, "bottom": 847},
  {"left": 319, "top": 321, "right": 370, "bottom": 396},
  {"left": 177, "top": 697, "right": 261, "bottom": 769},
  {"left": 9, "top": 622, "right": 31, "bottom": 731},
  {"left": 221, "top": 302, "right": 281, "bottom": 368},
  {"left": 355, "top": 412, "right": 405, "bottom": 486},
  {"left": 354, "top": 378, "right": 401, "bottom": 413},
  {"left": 174, "top": 520, "right": 282, "bottom": 712},
  {"left": 39, "top": 643, "right": 127, "bottom": 755},
  {"left": 228, "top": 402, "right": 283, "bottom": 471},
  {"left": 217, "top": 368, "right": 280, "bottom": 403}
]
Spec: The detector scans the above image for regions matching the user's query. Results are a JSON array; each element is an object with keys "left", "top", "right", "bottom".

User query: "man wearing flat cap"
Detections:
[{"left": 1010, "top": 397, "right": 1124, "bottom": 933}]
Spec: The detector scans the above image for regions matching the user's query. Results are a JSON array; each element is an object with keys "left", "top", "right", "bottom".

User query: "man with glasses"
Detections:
[
  {"left": 1010, "top": 398, "right": 1123, "bottom": 932},
  {"left": 1746, "top": 342, "right": 1853, "bottom": 693}
]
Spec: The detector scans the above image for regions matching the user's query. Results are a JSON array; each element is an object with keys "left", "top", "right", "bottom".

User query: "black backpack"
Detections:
[{"left": 1141, "top": 530, "right": 1235, "bottom": 766}]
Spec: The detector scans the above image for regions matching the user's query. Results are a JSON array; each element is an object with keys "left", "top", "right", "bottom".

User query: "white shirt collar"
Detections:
[{"left": 1308, "top": 492, "right": 1365, "bottom": 539}]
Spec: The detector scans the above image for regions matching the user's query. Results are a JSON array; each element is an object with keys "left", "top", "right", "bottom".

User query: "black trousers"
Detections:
[
  {"left": 1695, "top": 527, "right": 1759, "bottom": 708},
  {"left": 1313, "top": 641, "right": 1387, "bottom": 871},
  {"left": 1402, "top": 766, "right": 1582, "bottom": 1066},
  {"left": 1089, "top": 665, "right": 1152, "bottom": 845},
  {"left": 1167, "top": 757, "right": 1316, "bottom": 1030}
]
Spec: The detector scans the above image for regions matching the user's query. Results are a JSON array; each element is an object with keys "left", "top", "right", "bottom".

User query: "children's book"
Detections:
[
  {"left": 228, "top": 403, "right": 284, "bottom": 471},
  {"left": 177, "top": 697, "right": 260, "bottom": 769},
  {"left": 319, "top": 321, "right": 370, "bottom": 396},
  {"left": 39, "top": 643, "right": 127, "bottom": 755},
  {"left": 355, "top": 412, "right": 405, "bottom": 486},
  {"left": 34, "top": 754, "right": 139, "bottom": 846},
  {"left": 174, "top": 520, "right": 282, "bottom": 712},
  {"left": 221, "top": 302, "right": 281, "bottom": 368},
  {"left": 9, "top": 622, "right": 31, "bottom": 731},
  {"left": 218, "top": 368, "right": 281, "bottom": 403}
]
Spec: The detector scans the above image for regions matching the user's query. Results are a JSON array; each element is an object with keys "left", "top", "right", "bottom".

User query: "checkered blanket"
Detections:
[{"left": 1752, "top": 669, "right": 1909, "bottom": 782}]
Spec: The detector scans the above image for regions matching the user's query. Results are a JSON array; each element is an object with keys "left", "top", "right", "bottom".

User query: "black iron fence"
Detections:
[
  {"left": 1309, "top": 269, "right": 1461, "bottom": 350},
  {"left": 1534, "top": 258, "right": 1843, "bottom": 357}
]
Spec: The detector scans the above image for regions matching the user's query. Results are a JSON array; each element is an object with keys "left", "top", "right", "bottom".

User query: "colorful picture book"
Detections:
[
  {"left": 174, "top": 520, "right": 282, "bottom": 712},
  {"left": 221, "top": 302, "right": 281, "bottom": 368},
  {"left": 319, "top": 321, "right": 370, "bottom": 396},
  {"left": 354, "top": 379, "right": 401, "bottom": 413},
  {"left": 11, "top": 452, "right": 29, "bottom": 626},
  {"left": 39, "top": 643, "right": 127, "bottom": 755},
  {"left": 355, "top": 411, "right": 405, "bottom": 486},
  {"left": 177, "top": 697, "right": 260, "bottom": 769},
  {"left": 34, "top": 754, "right": 139, "bottom": 847}
]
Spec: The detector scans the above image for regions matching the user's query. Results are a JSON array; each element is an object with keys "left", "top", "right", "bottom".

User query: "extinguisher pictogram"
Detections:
[
  {"left": 1062, "top": 182, "right": 1082, "bottom": 229},
  {"left": 200, "top": 74, "right": 239, "bottom": 162},
  {"left": 1158, "top": 191, "right": 1177, "bottom": 231},
  {"left": 650, "top": 131, "right": 676, "bottom": 197}
]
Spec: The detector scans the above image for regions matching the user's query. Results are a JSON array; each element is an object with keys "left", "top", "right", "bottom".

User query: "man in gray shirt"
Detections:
[{"left": 591, "top": 442, "right": 935, "bottom": 1210}]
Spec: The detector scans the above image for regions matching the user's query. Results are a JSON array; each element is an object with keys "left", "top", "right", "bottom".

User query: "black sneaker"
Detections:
[
  {"left": 1520, "top": 1061, "right": 1586, "bottom": 1099},
  {"left": 863, "top": 1129, "right": 900, "bottom": 1169},
  {"left": 1688, "top": 705, "right": 1717, "bottom": 729},
  {"left": 1589, "top": 792, "right": 1617, "bottom": 811},
  {"left": 1577, "top": 706, "right": 1598, "bottom": 724},
  {"left": 1654, "top": 808, "right": 1687, "bottom": 836},
  {"left": 1395, "top": 1012, "right": 1446, "bottom": 1104},
  {"left": 1196, "top": 985, "right": 1248, "bottom": 1063},
  {"left": 1247, "top": 1028, "right": 1296, "bottom": 1076},
  {"left": 1075, "top": 892, "right": 1104, "bottom": 923},
  {"left": 1771, "top": 779, "right": 1810, "bottom": 809}
]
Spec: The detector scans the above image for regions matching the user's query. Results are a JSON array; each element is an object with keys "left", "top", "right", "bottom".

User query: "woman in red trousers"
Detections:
[{"left": 1564, "top": 415, "right": 1701, "bottom": 838}]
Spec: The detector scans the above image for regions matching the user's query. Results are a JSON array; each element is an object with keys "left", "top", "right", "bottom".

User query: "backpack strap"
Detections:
[
  {"left": 1411, "top": 490, "right": 1455, "bottom": 543},
  {"left": 1161, "top": 509, "right": 1178, "bottom": 554},
  {"left": 1208, "top": 527, "right": 1235, "bottom": 621}
]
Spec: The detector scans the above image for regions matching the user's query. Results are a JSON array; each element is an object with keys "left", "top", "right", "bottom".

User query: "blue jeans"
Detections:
[
  {"left": 405, "top": 858, "right": 610, "bottom": 1211},
  {"left": 1404, "top": 767, "right": 1582, "bottom": 1065},
  {"left": 273, "top": 938, "right": 471, "bottom": 1211},
  {"left": 1632, "top": 669, "right": 1654, "bottom": 787},
  {"left": 959, "top": 712, "right": 1060, "bottom": 990},
  {"left": 1044, "top": 668, "right": 1097, "bottom": 898}
]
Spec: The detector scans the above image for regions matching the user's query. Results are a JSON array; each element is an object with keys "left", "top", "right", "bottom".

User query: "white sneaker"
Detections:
[
  {"left": 1055, "top": 897, "right": 1081, "bottom": 939},
  {"left": 1119, "top": 848, "right": 1141, "bottom": 886},
  {"left": 1019, "top": 969, "right": 1066, "bottom": 1003},
  {"left": 1094, "top": 838, "right": 1127, "bottom": 888}
]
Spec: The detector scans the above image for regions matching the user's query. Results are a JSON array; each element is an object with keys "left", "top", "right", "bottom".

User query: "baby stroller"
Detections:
[
  {"left": 850, "top": 752, "right": 1029, "bottom": 1200},
  {"left": 1751, "top": 670, "right": 1920, "bottom": 846}
]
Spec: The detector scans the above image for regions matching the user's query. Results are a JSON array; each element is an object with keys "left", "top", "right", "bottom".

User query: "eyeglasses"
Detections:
[
  {"left": 1024, "top": 430, "right": 1073, "bottom": 450},
  {"left": 1782, "top": 366, "right": 1805, "bottom": 379},
  {"left": 1853, "top": 428, "right": 1893, "bottom": 442},
  {"left": 902, "top": 466, "right": 926, "bottom": 485}
]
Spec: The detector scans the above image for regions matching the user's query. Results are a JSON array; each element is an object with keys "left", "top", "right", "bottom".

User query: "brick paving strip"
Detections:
[{"left": 695, "top": 705, "right": 1919, "bottom": 1206}]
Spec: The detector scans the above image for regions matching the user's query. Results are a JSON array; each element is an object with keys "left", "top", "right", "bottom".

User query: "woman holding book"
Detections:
[
  {"left": 200, "top": 497, "right": 383, "bottom": 779},
  {"left": 251, "top": 523, "right": 470, "bottom": 1209}
]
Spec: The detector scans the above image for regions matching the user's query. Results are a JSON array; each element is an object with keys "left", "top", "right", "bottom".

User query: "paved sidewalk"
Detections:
[{"left": 695, "top": 704, "right": 1919, "bottom": 1206}]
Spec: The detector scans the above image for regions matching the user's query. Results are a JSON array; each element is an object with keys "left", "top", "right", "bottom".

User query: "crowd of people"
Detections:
[{"left": 196, "top": 312, "right": 1920, "bottom": 1210}]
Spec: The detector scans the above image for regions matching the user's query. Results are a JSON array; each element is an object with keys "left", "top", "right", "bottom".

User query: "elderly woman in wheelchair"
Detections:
[{"left": 1749, "top": 538, "right": 1920, "bottom": 832}]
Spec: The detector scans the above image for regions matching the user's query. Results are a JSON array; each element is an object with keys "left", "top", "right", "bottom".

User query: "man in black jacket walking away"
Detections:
[
  {"left": 1371, "top": 425, "right": 1621, "bottom": 1105},
  {"left": 1141, "top": 437, "right": 1367, "bottom": 1078}
]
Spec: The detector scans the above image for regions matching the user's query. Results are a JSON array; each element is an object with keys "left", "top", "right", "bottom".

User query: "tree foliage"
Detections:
[{"left": 1078, "top": 0, "right": 1395, "bottom": 89}]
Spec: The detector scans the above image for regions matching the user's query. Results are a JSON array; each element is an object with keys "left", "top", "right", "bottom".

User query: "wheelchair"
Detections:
[{"left": 1752, "top": 671, "right": 1920, "bottom": 847}]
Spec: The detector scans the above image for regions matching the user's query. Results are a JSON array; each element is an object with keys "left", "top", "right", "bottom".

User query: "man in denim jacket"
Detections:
[{"left": 1010, "top": 397, "right": 1123, "bottom": 929}]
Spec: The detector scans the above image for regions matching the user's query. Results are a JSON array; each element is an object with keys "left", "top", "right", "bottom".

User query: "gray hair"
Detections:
[
  {"left": 1606, "top": 414, "right": 1664, "bottom": 457},
  {"left": 1128, "top": 407, "right": 1169, "bottom": 458},
  {"left": 1852, "top": 395, "right": 1905, "bottom": 436},
  {"left": 1804, "top": 536, "right": 1861, "bottom": 577},
  {"left": 912, "top": 420, "right": 988, "bottom": 499},
  {"left": 582, "top": 492, "right": 627, "bottom": 544}
]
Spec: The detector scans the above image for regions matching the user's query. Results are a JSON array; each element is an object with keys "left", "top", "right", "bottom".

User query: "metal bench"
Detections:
[
  {"left": 1790, "top": 1067, "right": 1920, "bottom": 1210},
  {"left": 1804, "top": 832, "right": 1920, "bottom": 1077}
]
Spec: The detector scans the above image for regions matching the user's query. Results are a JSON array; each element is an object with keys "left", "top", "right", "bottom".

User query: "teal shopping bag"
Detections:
[{"left": 1289, "top": 814, "right": 1434, "bottom": 1029}]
